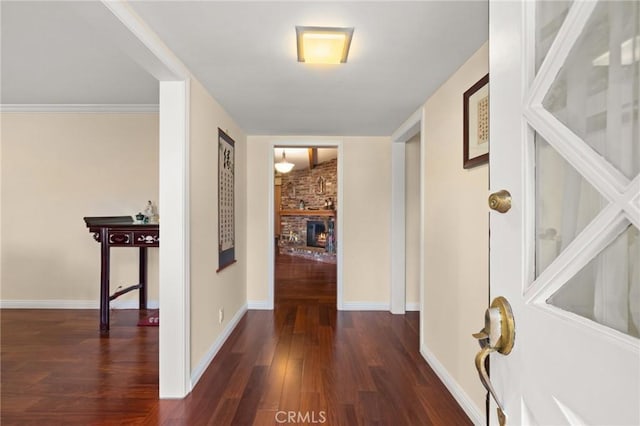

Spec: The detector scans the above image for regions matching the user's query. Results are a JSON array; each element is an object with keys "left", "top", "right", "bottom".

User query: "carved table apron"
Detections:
[{"left": 84, "top": 216, "right": 159, "bottom": 333}]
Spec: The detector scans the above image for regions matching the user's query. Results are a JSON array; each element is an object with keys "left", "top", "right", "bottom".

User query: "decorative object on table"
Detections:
[
  {"left": 463, "top": 73, "right": 490, "bottom": 169},
  {"left": 218, "top": 128, "right": 236, "bottom": 272},
  {"left": 299, "top": 199, "right": 305, "bottom": 209},
  {"left": 134, "top": 212, "right": 145, "bottom": 223},
  {"left": 327, "top": 198, "right": 334, "bottom": 210},
  {"left": 143, "top": 200, "right": 158, "bottom": 223}
]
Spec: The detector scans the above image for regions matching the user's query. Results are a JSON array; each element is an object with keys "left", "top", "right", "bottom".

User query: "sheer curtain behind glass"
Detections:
[{"left": 536, "top": 1, "right": 640, "bottom": 338}]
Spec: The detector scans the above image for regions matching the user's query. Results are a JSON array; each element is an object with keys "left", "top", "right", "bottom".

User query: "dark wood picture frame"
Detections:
[
  {"left": 217, "top": 128, "right": 236, "bottom": 272},
  {"left": 463, "top": 73, "right": 490, "bottom": 169}
]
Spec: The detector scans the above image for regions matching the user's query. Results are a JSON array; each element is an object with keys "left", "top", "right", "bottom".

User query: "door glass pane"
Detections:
[
  {"left": 542, "top": 0, "right": 640, "bottom": 180},
  {"left": 536, "top": 1, "right": 573, "bottom": 71},
  {"left": 547, "top": 223, "right": 640, "bottom": 338},
  {"left": 535, "top": 133, "right": 606, "bottom": 276}
]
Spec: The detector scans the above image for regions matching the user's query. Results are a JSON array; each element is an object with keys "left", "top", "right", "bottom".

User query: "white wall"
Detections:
[
  {"left": 421, "top": 41, "right": 489, "bottom": 421},
  {"left": 1, "top": 113, "right": 159, "bottom": 307},
  {"left": 246, "top": 135, "right": 391, "bottom": 308},
  {"left": 188, "top": 79, "right": 247, "bottom": 375}
]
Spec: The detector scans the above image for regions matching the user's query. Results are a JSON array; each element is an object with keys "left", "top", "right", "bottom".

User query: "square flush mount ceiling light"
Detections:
[{"left": 296, "top": 26, "right": 354, "bottom": 64}]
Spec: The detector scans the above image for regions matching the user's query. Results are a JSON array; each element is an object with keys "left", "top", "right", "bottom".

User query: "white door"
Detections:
[{"left": 488, "top": 0, "right": 640, "bottom": 425}]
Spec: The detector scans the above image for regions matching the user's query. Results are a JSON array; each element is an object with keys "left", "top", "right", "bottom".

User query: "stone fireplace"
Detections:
[
  {"left": 278, "top": 213, "right": 336, "bottom": 263},
  {"left": 276, "top": 157, "right": 337, "bottom": 263}
]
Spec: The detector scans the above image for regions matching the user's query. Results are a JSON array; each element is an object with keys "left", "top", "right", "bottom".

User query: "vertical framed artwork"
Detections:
[
  {"left": 217, "top": 128, "right": 236, "bottom": 271},
  {"left": 463, "top": 73, "right": 490, "bottom": 169}
]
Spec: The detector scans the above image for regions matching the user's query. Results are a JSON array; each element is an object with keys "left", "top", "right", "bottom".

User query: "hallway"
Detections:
[
  {"left": 166, "top": 253, "right": 472, "bottom": 424},
  {"left": 0, "top": 253, "right": 472, "bottom": 425}
]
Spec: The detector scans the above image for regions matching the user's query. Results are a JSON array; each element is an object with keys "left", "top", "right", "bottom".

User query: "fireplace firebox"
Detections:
[{"left": 306, "top": 221, "right": 327, "bottom": 248}]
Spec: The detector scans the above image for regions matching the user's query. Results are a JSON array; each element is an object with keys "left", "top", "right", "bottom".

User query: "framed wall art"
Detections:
[
  {"left": 463, "top": 73, "right": 489, "bottom": 169},
  {"left": 217, "top": 128, "right": 236, "bottom": 271}
]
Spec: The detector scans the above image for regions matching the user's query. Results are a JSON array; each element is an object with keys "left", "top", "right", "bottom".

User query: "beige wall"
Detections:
[
  {"left": 405, "top": 133, "right": 421, "bottom": 307},
  {"left": 1, "top": 113, "right": 159, "bottom": 306},
  {"left": 421, "top": 41, "right": 489, "bottom": 416},
  {"left": 342, "top": 137, "right": 391, "bottom": 304},
  {"left": 188, "top": 79, "right": 247, "bottom": 370},
  {"left": 246, "top": 136, "right": 391, "bottom": 307}
]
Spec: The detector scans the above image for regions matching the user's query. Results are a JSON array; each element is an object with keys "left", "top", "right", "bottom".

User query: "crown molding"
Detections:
[{"left": 0, "top": 104, "right": 159, "bottom": 113}]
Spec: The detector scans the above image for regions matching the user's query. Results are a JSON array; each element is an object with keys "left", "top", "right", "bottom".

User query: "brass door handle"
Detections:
[
  {"left": 488, "top": 190, "right": 512, "bottom": 213},
  {"left": 473, "top": 296, "right": 515, "bottom": 426}
]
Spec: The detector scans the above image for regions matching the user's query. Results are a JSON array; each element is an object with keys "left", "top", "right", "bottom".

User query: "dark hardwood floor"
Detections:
[{"left": 1, "top": 253, "right": 472, "bottom": 425}]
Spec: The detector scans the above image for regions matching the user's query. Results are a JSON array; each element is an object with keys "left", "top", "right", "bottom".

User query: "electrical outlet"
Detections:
[{"left": 218, "top": 308, "right": 224, "bottom": 324}]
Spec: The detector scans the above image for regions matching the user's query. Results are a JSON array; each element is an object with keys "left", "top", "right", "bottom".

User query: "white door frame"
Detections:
[
  {"left": 99, "top": 1, "right": 192, "bottom": 398},
  {"left": 267, "top": 140, "right": 344, "bottom": 310},
  {"left": 390, "top": 108, "right": 424, "bottom": 316}
]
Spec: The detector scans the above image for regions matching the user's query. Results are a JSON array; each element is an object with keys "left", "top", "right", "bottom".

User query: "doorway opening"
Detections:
[{"left": 272, "top": 145, "right": 340, "bottom": 309}]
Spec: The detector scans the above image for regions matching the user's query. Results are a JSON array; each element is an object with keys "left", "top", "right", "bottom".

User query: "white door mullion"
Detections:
[
  {"left": 525, "top": 203, "right": 628, "bottom": 303},
  {"left": 622, "top": 176, "right": 640, "bottom": 228},
  {"left": 525, "top": 105, "right": 629, "bottom": 196},
  {"left": 525, "top": 1, "right": 597, "bottom": 107}
]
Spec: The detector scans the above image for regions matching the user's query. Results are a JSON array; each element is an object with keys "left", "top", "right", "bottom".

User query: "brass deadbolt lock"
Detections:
[
  {"left": 472, "top": 296, "right": 516, "bottom": 425},
  {"left": 488, "top": 190, "right": 512, "bottom": 213}
]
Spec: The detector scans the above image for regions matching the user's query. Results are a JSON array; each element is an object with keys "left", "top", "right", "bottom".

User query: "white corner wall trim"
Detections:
[
  {"left": 100, "top": 0, "right": 191, "bottom": 80},
  {"left": 390, "top": 142, "right": 407, "bottom": 315},
  {"left": 420, "top": 344, "right": 484, "bottom": 425},
  {"left": 405, "top": 303, "right": 420, "bottom": 311},
  {"left": 190, "top": 303, "right": 248, "bottom": 388},
  {"left": 0, "top": 104, "right": 159, "bottom": 113},
  {"left": 391, "top": 106, "right": 422, "bottom": 143},
  {"left": 158, "top": 80, "right": 190, "bottom": 399},
  {"left": 247, "top": 300, "right": 272, "bottom": 310},
  {"left": 0, "top": 299, "right": 159, "bottom": 309},
  {"left": 341, "top": 302, "right": 390, "bottom": 311}
]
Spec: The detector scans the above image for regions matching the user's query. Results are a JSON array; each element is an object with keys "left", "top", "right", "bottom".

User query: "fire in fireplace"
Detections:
[{"left": 306, "top": 221, "right": 327, "bottom": 248}]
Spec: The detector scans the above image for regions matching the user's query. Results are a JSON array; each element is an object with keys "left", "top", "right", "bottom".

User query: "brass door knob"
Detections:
[{"left": 488, "top": 190, "right": 512, "bottom": 213}]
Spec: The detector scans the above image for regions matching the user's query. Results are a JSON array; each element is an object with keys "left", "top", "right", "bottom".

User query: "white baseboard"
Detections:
[
  {"left": 111, "top": 300, "right": 160, "bottom": 309},
  {"left": 247, "top": 300, "right": 273, "bottom": 310},
  {"left": 249, "top": 301, "right": 399, "bottom": 312},
  {"left": 190, "top": 303, "right": 248, "bottom": 389},
  {"left": 420, "top": 344, "right": 484, "bottom": 425},
  {"left": 340, "top": 302, "right": 390, "bottom": 311},
  {"left": 0, "top": 299, "right": 159, "bottom": 309},
  {"left": 405, "top": 302, "right": 420, "bottom": 311}
]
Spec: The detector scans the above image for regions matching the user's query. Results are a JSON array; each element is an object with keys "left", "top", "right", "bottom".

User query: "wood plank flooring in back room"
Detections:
[{"left": 0, "top": 251, "right": 472, "bottom": 425}]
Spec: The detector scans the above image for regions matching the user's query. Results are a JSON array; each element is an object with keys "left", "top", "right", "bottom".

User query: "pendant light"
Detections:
[{"left": 275, "top": 150, "right": 294, "bottom": 174}]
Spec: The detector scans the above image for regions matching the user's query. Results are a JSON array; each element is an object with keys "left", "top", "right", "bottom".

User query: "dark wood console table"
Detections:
[{"left": 84, "top": 216, "right": 159, "bottom": 334}]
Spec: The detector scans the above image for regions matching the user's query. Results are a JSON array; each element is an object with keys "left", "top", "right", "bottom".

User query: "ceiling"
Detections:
[
  {"left": 1, "top": 1, "right": 488, "bottom": 136},
  {"left": 0, "top": 1, "right": 159, "bottom": 105}
]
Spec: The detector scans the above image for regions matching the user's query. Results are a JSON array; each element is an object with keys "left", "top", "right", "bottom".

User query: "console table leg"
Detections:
[
  {"left": 139, "top": 247, "right": 148, "bottom": 309},
  {"left": 100, "top": 228, "right": 110, "bottom": 334}
]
